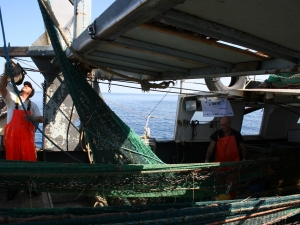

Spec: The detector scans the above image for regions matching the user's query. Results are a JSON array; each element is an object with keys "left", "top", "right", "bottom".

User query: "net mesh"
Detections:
[
  {"left": 37, "top": 0, "right": 162, "bottom": 165},
  {"left": 0, "top": 158, "right": 276, "bottom": 198}
]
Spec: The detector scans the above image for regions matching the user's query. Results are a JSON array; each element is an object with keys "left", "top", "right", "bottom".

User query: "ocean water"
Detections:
[{"left": 33, "top": 92, "right": 262, "bottom": 147}]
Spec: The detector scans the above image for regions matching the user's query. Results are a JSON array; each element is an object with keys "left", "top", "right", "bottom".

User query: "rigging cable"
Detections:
[
  {"left": 66, "top": 103, "right": 74, "bottom": 152},
  {"left": 146, "top": 82, "right": 175, "bottom": 118}
]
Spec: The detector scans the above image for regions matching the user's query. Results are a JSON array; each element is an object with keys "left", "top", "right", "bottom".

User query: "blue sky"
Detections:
[{"left": 0, "top": 0, "right": 268, "bottom": 94}]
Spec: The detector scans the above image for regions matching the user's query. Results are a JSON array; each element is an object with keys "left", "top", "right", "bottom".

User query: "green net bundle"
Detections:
[
  {"left": 267, "top": 73, "right": 300, "bottom": 87},
  {"left": 37, "top": 1, "right": 162, "bottom": 164},
  {"left": 0, "top": 159, "right": 276, "bottom": 199},
  {"left": 2, "top": 193, "right": 300, "bottom": 224}
]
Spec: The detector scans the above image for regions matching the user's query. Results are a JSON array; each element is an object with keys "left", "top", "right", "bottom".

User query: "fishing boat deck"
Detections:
[{"left": 0, "top": 189, "right": 44, "bottom": 209}]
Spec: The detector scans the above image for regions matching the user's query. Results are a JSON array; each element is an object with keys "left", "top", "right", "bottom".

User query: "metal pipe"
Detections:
[{"left": 73, "top": 0, "right": 92, "bottom": 39}]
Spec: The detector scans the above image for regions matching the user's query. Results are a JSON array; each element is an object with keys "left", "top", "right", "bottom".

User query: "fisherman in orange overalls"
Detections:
[
  {"left": 0, "top": 77, "right": 43, "bottom": 160},
  {"left": 0, "top": 69, "right": 43, "bottom": 200},
  {"left": 205, "top": 116, "right": 247, "bottom": 199}
]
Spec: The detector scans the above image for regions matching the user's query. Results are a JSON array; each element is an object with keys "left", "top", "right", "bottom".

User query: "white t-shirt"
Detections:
[{"left": 4, "top": 90, "right": 42, "bottom": 124}]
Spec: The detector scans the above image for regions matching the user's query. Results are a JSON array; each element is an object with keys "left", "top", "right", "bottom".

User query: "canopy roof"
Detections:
[{"left": 68, "top": 0, "right": 300, "bottom": 81}]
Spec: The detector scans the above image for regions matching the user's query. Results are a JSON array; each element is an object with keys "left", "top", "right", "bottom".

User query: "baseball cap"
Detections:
[{"left": 24, "top": 81, "right": 35, "bottom": 98}]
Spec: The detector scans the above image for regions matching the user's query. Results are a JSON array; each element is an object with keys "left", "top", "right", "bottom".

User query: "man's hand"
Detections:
[{"left": 25, "top": 115, "right": 37, "bottom": 122}]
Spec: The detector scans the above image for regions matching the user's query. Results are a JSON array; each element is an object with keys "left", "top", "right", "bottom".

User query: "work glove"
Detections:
[
  {"left": 3, "top": 60, "right": 23, "bottom": 83},
  {"left": 25, "top": 115, "right": 37, "bottom": 122}
]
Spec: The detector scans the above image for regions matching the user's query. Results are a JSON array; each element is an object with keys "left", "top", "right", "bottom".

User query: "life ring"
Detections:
[{"left": 204, "top": 76, "right": 246, "bottom": 91}]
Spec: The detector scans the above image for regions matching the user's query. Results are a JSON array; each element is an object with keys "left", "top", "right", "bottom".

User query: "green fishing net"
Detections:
[{"left": 267, "top": 73, "right": 300, "bottom": 87}]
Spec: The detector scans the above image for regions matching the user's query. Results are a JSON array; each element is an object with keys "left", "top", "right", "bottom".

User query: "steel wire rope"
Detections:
[
  {"left": 88, "top": 78, "right": 177, "bottom": 118},
  {"left": 119, "top": 79, "right": 204, "bottom": 92},
  {"left": 106, "top": 98, "right": 176, "bottom": 119},
  {"left": 97, "top": 79, "right": 204, "bottom": 93},
  {"left": 66, "top": 103, "right": 74, "bottom": 152},
  {"left": 146, "top": 84, "right": 175, "bottom": 118},
  {"left": 97, "top": 81, "right": 209, "bottom": 95},
  {"left": 88, "top": 78, "right": 178, "bottom": 122},
  {"left": 96, "top": 78, "right": 227, "bottom": 94},
  {"left": 0, "top": 10, "right": 83, "bottom": 163},
  {"left": 14, "top": 58, "right": 63, "bottom": 76},
  {"left": 103, "top": 98, "right": 145, "bottom": 118},
  {"left": 183, "top": 80, "right": 207, "bottom": 86}
]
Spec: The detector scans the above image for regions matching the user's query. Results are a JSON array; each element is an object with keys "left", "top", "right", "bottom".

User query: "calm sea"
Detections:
[{"left": 32, "top": 92, "right": 262, "bottom": 148}]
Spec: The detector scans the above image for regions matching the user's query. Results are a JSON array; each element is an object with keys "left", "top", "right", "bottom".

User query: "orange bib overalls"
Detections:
[
  {"left": 4, "top": 98, "right": 36, "bottom": 161},
  {"left": 215, "top": 135, "right": 240, "bottom": 199},
  {"left": 215, "top": 135, "right": 240, "bottom": 163}
]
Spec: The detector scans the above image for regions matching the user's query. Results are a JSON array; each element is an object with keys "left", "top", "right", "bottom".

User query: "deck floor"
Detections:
[{"left": 0, "top": 189, "right": 44, "bottom": 208}]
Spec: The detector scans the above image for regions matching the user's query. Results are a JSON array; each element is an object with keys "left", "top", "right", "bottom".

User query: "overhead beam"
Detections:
[
  {"left": 88, "top": 51, "right": 189, "bottom": 73},
  {"left": 154, "top": 9, "right": 300, "bottom": 63},
  {"left": 0, "top": 46, "right": 55, "bottom": 57},
  {"left": 160, "top": 59, "right": 300, "bottom": 80},
  {"left": 71, "top": 0, "right": 186, "bottom": 54},
  {"left": 110, "top": 37, "right": 233, "bottom": 68},
  {"left": 94, "top": 68, "right": 154, "bottom": 81},
  {"left": 86, "top": 58, "right": 160, "bottom": 78}
]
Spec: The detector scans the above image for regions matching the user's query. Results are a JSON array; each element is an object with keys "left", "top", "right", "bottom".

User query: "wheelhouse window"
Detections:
[
  {"left": 190, "top": 111, "right": 214, "bottom": 124},
  {"left": 241, "top": 108, "right": 264, "bottom": 135}
]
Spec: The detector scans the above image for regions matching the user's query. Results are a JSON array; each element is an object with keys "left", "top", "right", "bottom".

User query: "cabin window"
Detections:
[
  {"left": 190, "top": 111, "right": 214, "bottom": 124},
  {"left": 241, "top": 108, "right": 264, "bottom": 135},
  {"left": 297, "top": 117, "right": 300, "bottom": 124}
]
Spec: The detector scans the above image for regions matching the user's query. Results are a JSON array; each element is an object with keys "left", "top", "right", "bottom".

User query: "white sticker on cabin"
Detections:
[{"left": 200, "top": 97, "right": 234, "bottom": 117}]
